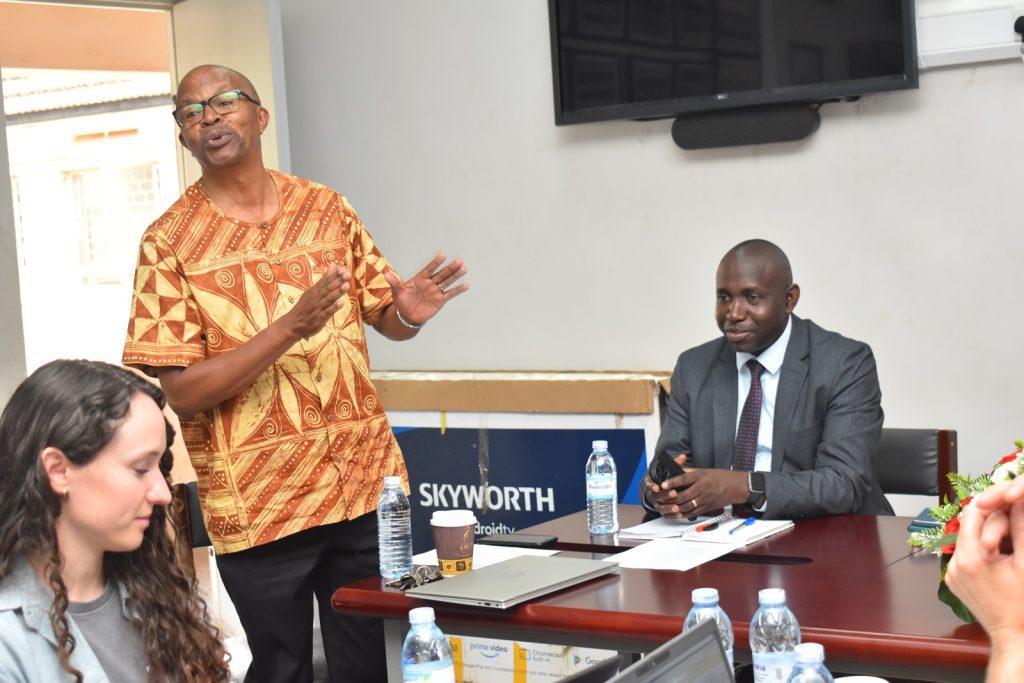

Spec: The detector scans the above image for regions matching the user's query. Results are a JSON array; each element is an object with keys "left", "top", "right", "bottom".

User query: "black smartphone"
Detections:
[
  {"left": 655, "top": 451, "right": 685, "bottom": 481},
  {"left": 477, "top": 533, "right": 558, "bottom": 548}
]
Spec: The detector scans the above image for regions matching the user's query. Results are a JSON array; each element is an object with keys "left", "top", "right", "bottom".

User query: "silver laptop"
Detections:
[
  {"left": 608, "top": 620, "right": 734, "bottom": 683},
  {"left": 405, "top": 554, "right": 617, "bottom": 609}
]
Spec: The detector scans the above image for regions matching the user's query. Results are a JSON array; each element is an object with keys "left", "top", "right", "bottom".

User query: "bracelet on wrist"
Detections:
[{"left": 395, "top": 308, "right": 424, "bottom": 330}]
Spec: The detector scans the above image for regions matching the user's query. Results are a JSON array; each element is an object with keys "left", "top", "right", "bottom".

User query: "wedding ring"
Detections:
[{"left": 691, "top": 499, "right": 698, "bottom": 510}]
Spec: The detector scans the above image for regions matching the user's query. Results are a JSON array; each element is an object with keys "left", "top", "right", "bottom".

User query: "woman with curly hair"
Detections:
[{"left": 0, "top": 359, "right": 229, "bottom": 682}]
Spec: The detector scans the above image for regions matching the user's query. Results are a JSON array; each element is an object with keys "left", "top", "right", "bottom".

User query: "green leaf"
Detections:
[
  {"left": 947, "top": 471, "right": 993, "bottom": 503},
  {"left": 938, "top": 579, "right": 976, "bottom": 624},
  {"left": 908, "top": 527, "right": 944, "bottom": 549},
  {"left": 929, "top": 502, "right": 959, "bottom": 524}
]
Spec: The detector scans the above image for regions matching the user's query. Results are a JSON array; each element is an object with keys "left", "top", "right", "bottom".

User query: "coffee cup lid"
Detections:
[{"left": 431, "top": 509, "right": 477, "bottom": 526}]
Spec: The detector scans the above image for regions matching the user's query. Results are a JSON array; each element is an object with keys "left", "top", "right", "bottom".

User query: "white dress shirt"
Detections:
[{"left": 734, "top": 314, "right": 793, "bottom": 474}]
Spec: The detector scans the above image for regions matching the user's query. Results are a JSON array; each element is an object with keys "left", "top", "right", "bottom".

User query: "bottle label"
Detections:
[
  {"left": 752, "top": 651, "right": 795, "bottom": 683},
  {"left": 586, "top": 474, "right": 615, "bottom": 500},
  {"left": 403, "top": 660, "right": 455, "bottom": 683}
]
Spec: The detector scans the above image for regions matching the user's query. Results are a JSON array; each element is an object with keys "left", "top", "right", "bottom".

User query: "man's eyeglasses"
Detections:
[{"left": 173, "top": 89, "right": 260, "bottom": 128}]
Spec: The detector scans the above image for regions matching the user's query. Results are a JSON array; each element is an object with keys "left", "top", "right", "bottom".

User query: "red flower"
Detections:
[
  {"left": 941, "top": 516, "right": 961, "bottom": 555},
  {"left": 998, "top": 453, "right": 1018, "bottom": 466},
  {"left": 961, "top": 496, "right": 973, "bottom": 509}
]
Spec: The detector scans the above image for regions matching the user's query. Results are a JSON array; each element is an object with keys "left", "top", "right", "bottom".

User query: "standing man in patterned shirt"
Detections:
[{"left": 122, "top": 64, "right": 468, "bottom": 682}]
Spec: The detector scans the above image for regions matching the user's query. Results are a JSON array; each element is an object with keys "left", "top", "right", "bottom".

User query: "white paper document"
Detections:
[
  {"left": 413, "top": 543, "right": 558, "bottom": 569},
  {"left": 619, "top": 512, "right": 732, "bottom": 539},
  {"left": 684, "top": 518, "right": 794, "bottom": 546},
  {"left": 607, "top": 538, "right": 736, "bottom": 571}
]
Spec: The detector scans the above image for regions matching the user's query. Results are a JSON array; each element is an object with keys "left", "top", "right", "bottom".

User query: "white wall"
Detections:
[
  {"left": 278, "top": 1, "right": 1024, "bottom": 479},
  {"left": 171, "top": 0, "right": 290, "bottom": 183}
]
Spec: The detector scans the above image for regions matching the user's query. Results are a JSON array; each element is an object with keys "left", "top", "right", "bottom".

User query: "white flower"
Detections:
[{"left": 991, "top": 454, "right": 1024, "bottom": 483}]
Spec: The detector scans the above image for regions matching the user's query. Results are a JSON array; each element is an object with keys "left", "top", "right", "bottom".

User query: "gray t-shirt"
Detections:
[{"left": 67, "top": 582, "right": 149, "bottom": 683}]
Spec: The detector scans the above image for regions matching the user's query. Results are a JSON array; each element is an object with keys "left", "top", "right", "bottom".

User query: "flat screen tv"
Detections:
[{"left": 548, "top": 0, "right": 918, "bottom": 125}]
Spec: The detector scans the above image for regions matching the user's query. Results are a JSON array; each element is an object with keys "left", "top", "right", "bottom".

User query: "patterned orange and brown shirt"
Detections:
[{"left": 123, "top": 170, "right": 407, "bottom": 554}]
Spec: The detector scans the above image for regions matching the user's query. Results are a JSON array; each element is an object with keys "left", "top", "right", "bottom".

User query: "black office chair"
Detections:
[
  {"left": 169, "top": 481, "right": 212, "bottom": 578},
  {"left": 874, "top": 428, "right": 958, "bottom": 504}
]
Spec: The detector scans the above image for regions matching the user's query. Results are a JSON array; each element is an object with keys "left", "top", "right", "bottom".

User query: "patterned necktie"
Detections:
[{"left": 732, "top": 359, "right": 765, "bottom": 472}]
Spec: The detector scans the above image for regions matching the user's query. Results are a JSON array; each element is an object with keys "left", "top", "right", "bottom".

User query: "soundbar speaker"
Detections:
[{"left": 671, "top": 104, "right": 820, "bottom": 150}]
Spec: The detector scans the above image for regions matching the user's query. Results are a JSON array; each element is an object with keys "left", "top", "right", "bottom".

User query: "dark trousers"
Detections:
[{"left": 216, "top": 512, "right": 386, "bottom": 683}]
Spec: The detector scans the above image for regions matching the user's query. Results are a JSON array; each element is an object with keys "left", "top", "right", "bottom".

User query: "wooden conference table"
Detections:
[{"left": 332, "top": 506, "right": 989, "bottom": 682}]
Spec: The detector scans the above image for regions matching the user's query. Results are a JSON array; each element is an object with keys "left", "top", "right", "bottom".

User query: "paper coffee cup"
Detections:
[{"left": 431, "top": 510, "right": 477, "bottom": 576}]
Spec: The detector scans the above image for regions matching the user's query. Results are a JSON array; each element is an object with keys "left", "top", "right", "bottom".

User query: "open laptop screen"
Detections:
[{"left": 609, "top": 620, "right": 734, "bottom": 683}]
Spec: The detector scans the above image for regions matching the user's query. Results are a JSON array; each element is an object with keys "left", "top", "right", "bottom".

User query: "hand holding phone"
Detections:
[
  {"left": 655, "top": 451, "right": 685, "bottom": 483},
  {"left": 648, "top": 452, "right": 691, "bottom": 518}
]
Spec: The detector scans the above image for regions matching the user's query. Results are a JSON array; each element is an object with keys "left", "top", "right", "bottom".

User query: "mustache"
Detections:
[{"left": 201, "top": 124, "right": 234, "bottom": 144}]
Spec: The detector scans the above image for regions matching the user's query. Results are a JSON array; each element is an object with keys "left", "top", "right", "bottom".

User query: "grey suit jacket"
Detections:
[{"left": 650, "top": 315, "right": 893, "bottom": 518}]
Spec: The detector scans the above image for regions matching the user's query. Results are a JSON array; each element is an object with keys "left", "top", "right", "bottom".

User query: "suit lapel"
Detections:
[
  {"left": 772, "top": 316, "right": 809, "bottom": 471},
  {"left": 712, "top": 343, "right": 738, "bottom": 469}
]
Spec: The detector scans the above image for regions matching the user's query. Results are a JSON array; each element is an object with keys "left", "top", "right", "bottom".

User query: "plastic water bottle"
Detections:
[
  {"left": 402, "top": 606, "right": 455, "bottom": 683},
  {"left": 750, "top": 588, "right": 801, "bottom": 683},
  {"left": 785, "top": 643, "right": 834, "bottom": 683},
  {"left": 377, "top": 475, "right": 412, "bottom": 580},
  {"left": 586, "top": 440, "right": 618, "bottom": 534},
  {"left": 683, "top": 588, "right": 734, "bottom": 668}
]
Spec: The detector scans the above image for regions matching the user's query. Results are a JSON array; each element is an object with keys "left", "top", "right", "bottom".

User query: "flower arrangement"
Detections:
[{"left": 908, "top": 440, "right": 1024, "bottom": 623}]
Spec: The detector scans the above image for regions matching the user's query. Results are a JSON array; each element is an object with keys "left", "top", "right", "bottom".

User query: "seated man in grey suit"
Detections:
[{"left": 642, "top": 239, "right": 893, "bottom": 519}]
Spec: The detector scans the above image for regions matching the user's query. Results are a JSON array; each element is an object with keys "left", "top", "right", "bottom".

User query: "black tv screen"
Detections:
[{"left": 549, "top": 0, "right": 918, "bottom": 125}]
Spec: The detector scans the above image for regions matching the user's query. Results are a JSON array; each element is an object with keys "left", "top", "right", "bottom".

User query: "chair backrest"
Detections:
[
  {"left": 875, "top": 428, "right": 958, "bottom": 503},
  {"left": 170, "top": 481, "right": 213, "bottom": 578}
]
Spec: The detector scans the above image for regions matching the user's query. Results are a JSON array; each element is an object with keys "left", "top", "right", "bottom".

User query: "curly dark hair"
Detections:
[{"left": 0, "top": 359, "right": 229, "bottom": 682}]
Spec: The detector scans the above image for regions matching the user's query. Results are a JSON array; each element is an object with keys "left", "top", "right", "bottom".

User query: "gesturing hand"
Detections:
[
  {"left": 383, "top": 253, "right": 468, "bottom": 325},
  {"left": 285, "top": 263, "right": 351, "bottom": 339}
]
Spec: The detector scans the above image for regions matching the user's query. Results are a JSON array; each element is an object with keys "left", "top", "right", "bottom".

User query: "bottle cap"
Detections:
[
  {"left": 757, "top": 588, "right": 786, "bottom": 606},
  {"left": 384, "top": 475, "right": 401, "bottom": 488},
  {"left": 592, "top": 440, "right": 609, "bottom": 450},
  {"left": 691, "top": 587, "right": 719, "bottom": 605},
  {"left": 794, "top": 642, "right": 825, "bottom": 664},
  {"left": 408, "top": 606, "right": 435, "bottom": 625}
]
